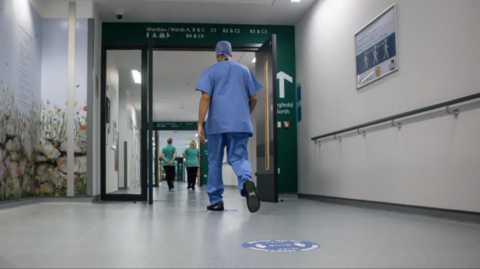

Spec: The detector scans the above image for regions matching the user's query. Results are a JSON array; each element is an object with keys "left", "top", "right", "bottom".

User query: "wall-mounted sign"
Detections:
[
  {"left": 153, "top": 122, "right": 197, "bottom": 130},
  {"left": 355, "top": 4, "right": 398, "bottom": 89}
]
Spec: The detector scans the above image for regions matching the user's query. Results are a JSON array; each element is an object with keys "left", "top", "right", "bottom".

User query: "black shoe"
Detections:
[
  {"left": 207, "top": 202, "right": 224, "bottom": 211},
  {"left": 187, "top": 186, "right": 192, "bottom": 190},
  {"left": 192, "top": 187, "right": 195, "bottom": 191},
  {"left": 243, "top": 180, "right": 260, "bottom": 213}
]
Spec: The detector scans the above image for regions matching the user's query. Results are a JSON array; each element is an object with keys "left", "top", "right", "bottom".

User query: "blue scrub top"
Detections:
[{"left": 196, "top": 61, "right": 263, "bottom": 136}]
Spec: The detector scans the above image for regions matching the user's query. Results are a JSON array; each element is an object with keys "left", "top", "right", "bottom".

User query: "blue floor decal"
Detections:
[{"left": 242, "top": 240, "right": 319, "bottom": 252}]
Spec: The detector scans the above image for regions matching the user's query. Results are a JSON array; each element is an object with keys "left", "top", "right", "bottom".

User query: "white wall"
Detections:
[
  {"left": 222, "top": 163, "right": 237, "bottom": 187},
  {"left": 41, "top": 19, "right": 88, "bottom": 117},
  {"left": 105, "top": 53, "right": 119, "bottom": 193},
  {"left": 118, "top": 74, "right": 128, "bottom": 188},
  {"left": 117, "top": 70, "right": 140, "bottom": 189},
  {"left": 296, "top": 0, "right": 480, "bottom": 212},
  {"left": 30, "top": 0, "right": 93, "bottom": 19}
]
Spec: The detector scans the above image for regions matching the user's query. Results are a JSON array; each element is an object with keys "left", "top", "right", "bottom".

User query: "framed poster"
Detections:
[{"left": 355, "top": 4, "right": 398, "bottom": 89}]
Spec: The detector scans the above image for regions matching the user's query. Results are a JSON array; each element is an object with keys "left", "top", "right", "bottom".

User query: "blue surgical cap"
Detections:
[{"left": 215, "top": 41, "right": 232, "bottom": 57}]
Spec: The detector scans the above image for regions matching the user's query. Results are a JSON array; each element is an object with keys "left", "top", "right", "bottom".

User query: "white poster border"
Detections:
[{"left": 354, "top": 3, "right": 399, "bottom": 90}]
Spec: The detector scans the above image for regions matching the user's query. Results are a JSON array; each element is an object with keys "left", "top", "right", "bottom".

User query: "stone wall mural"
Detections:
[
  {"left": 0, "top": 84, "right": 88, "bottom": 200},
  {"left": 37, "top": 100, "right": 88, "bottom": 197},
  {"left": 0, "top": 0, "right": 89, "bottom": 202},
  {"left": 0, "top": 85, "right": 39, "bottom": 200}
]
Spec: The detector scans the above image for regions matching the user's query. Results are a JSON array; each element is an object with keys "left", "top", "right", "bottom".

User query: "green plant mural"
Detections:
[{"left": 0, "top": 79, "right": 88, "bottom": 201}]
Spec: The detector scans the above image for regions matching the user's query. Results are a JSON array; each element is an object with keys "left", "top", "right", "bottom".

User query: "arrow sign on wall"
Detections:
[{"left": 277, "top": 71, "right": 293, "bottom": 99}]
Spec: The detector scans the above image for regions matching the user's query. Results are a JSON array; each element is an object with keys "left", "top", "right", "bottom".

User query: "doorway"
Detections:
[
  {"left": 100, "top": 38, "right": 279, "bottom": 203},
  {"left": 156, "top": 130, "right": 198, "bottom": 190}
]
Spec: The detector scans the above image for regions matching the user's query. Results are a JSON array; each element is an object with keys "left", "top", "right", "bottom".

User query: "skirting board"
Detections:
[
  {"left": 0, "top": 195, "right": 100, "bottom": 210},
  {"left": 298, "top": 193, "right": 480, "bottom": 224}
]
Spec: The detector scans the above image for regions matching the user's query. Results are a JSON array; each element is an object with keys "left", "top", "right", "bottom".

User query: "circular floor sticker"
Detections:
[{"left": 242, "top": 240, "right": 319, "bottom": 252}]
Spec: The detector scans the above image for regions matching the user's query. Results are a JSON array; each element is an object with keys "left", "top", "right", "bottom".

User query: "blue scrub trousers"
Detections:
[{"left": 207, "top": 132, "right": 253, "bottom": 205}]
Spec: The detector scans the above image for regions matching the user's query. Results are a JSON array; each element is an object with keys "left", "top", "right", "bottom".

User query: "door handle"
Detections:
[{"left": 263, "top": 56, "right": 270, "bottom": 171}]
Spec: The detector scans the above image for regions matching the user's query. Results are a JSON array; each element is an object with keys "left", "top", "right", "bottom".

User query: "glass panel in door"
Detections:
[{"left": 104, "top": 50, "right": 144, "bottom": 198}]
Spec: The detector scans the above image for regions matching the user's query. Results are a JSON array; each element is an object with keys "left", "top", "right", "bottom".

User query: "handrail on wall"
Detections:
[{"left": 311, "top": 92, "right": 480, "bottom": 142}]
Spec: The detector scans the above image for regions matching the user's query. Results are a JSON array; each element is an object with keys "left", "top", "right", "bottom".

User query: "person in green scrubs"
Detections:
[
  {"left": 182, "top": 140, "right": 200, "bottom": 190},
  {"left": 161, "top": 137, "right": 177, "bottom": 191}
]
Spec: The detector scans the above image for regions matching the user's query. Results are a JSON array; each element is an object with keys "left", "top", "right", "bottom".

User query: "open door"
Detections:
[
  {"left": 255, "top": 35, "right": 278, "bottom": 203},
  {"left": 100, "top": 47, "right": 147, "bottom": 201}
]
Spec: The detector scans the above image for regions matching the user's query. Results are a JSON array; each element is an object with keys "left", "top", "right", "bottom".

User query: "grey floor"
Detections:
[
  {"left": 1, "top": 182, "right": 480, "bottom": 268},
  {"left": 109, "top": 187, "right": 141, "bottom": 195}
]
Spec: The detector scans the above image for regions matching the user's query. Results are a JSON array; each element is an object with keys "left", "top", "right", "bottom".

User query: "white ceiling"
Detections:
[
  {"left": 158, "top": 130, "right": 198, "bottom": 156},
  {"left": 94, "top": 0, "right": 317, "bottom": 24},
  {"left": 108, "top": 50, "right": 256, "bottom": 122}
]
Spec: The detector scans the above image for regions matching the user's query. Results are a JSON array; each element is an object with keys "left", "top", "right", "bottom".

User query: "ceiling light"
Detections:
[
  {"left": 252, "top": 57, "right": 256, "bottom": 63},
  {"left": 291, "top": 0, "right": 301, "bottom": 2},
  {"left": 132, "top": 70, "right": 141, "bottom": 84}
]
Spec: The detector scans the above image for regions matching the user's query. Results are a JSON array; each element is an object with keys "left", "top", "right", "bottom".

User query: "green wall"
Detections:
[{"left": 104, "top": 23, "right": 297, "bottom": 193}]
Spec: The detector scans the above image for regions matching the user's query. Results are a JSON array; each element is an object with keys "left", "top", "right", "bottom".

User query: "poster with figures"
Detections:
[{"left": 355, "top": 4, "right": 398, "bottom": 89}]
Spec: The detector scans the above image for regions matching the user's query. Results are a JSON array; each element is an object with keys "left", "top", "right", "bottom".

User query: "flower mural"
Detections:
[{"left": 0, "top": 81, "right": 88, "bottom": 201}]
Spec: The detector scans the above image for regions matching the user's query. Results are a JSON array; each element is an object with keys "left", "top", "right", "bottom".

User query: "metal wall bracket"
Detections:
[
  {"left": 391, "top": 119, "right": 402, "bottom": 129},
  {"left": 446, "top": 105, "right": 459, "bottom": 118},
  {"left": 334, "top": 134, "right": 342, "bottom": 141},
  {"left": 357, "top": 128, "right": 366, "bottom": 136}
]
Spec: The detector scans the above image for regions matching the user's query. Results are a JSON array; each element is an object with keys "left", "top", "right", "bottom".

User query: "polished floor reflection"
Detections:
[{"left": 1, "top": 183, "right": 480, "bottom": 268}]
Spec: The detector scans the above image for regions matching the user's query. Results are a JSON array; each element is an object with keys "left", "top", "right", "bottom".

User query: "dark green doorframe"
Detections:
[{"left": 102, "top": 22, "right": 299, "bottom": 194}]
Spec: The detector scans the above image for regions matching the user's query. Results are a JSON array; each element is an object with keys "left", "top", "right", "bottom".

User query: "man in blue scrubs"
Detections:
[{"left": 196, "top": 41, "right": 263, "bottom": 213}]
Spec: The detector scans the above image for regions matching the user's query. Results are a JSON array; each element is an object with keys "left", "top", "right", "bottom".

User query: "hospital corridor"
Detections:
[{"left": 1, "top": 0, "right": 480, "bottom": 268}]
